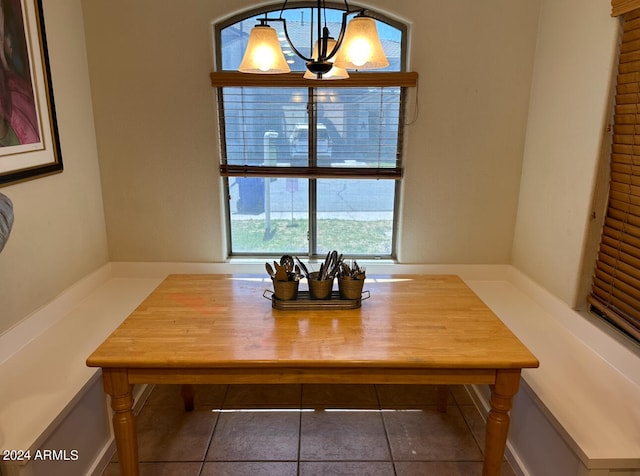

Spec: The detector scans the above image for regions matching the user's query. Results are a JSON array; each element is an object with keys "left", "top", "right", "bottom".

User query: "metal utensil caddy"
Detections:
[{"left": 263, "top": 288, "right": 370, "bottom": 310}]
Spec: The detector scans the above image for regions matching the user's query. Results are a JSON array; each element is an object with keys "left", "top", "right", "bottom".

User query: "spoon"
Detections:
[
  {"left": 265, "top": 262, "right": 275, "bottom": 278},
  {"left": 280, "top": 255, "right": 294, "bottom": 277}
]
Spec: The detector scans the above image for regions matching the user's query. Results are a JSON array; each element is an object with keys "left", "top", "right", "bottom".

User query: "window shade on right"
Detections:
[{"left": 588, "top": 9, "right": 640, "bottom": 342}]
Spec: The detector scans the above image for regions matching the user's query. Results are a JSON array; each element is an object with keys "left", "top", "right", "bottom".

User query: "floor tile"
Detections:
[
  {"left": 134, "top": 406, "right": 217, "bottom": 462},
  {"left": 201, "top": 461, "right": 298, "bottom": 475},
  {"left": 205, "top": 409, "right": 300, "bottom": 461},
  {"left": 376, "top": 384, "right": 447, "bottom": 407},
  {"left": 102, "top": 462, "right": 202, "bottom": 475},
  {"left": 383, "top": 406, "right": 483, "bottom": 461},
  {"left": 300, "top": 410, "right": 391, "bottom": 461},
  {"left": 302, "top": 384, "right": 378, "bottom": 408},
  {"left": 395, "top": 461, "right": 515, "bottom": 476},
  {"left": 144, "top": 384, "right": 227, "bottom": 410},
  {"left": 459, "top": 403, "right": 489, "bottom": 451},
  {"left": 451, "top": 385, "right": 474, "bottom": 405},
  {"left": 299, "top": 461, "right": 396, "bottom": 475},
  {"left": 109, "top": 403, "right": 217, "bottom": 463},
  {"left": 223, "top": 384, "right": 301, "bottom": 408}
]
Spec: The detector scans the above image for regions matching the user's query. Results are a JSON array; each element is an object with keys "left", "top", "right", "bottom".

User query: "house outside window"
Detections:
[{"left": 212, "top": 3, "right": 413, "bottom": 258}]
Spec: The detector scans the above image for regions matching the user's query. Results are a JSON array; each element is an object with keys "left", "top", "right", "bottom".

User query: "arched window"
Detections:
[{"left": 211, "top": 3, "right": 416, "bottom": 257}]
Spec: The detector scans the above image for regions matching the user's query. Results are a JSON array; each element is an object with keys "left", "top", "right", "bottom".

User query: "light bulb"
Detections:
[
  {"left": 346, "top": 38, "right": 372, "bottom": 67},
  {"left": 254, "top": 45, "right": 277, "bottom": 71}
]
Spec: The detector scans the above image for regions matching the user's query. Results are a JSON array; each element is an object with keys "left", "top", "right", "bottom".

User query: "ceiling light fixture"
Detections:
[{"left": 238, "top": 0, "right": 389, "bottom": 79}]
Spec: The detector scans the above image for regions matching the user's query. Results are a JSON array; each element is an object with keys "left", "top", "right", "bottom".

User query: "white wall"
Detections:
[
  {"left": 511, "top": 0, "right": 620, "bottom": 306},
  {"left": 81, "top": 0, "right": 540, "bottom": 265},
  {"left": 0, "top": 0, "right": 108, "bottom": 336}
]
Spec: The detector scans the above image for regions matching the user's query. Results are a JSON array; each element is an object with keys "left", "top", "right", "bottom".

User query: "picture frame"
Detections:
[{"left": 0, "top": 0, "right": 62, "bottom": 186}]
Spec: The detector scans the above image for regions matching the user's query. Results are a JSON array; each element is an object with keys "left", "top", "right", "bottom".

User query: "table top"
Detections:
[{"left": 86, "top": 274, "right": 538, "bottom": 371}]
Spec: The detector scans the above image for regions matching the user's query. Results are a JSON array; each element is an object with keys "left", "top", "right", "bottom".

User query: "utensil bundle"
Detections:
[
  {"left": 265, "top": 255, "right": 299, "bottom": 282},
  {"left": 265, "top": 251, "right": 346, "bottom": 282},
  {"left": 339, "top": 260, "right": 366, "bottom": 280},
  {"left": 315, "top": 250, "right": 343, "bottom": 281},
  {"left": 265, "top": 251, "right": 367, "bottom": 302}
]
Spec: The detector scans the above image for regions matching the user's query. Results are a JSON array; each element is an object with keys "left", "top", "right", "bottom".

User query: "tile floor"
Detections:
[{"left": 102, "top": 384, "right": 516, "bottom": 476}]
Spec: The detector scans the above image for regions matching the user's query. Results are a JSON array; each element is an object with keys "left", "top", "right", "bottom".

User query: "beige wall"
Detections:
[
  {"left": 82, "top": 0, "right": 540, "bottom": 264},
  {"left": 389, "top": 0, "right": 540, "bottom": 263},
  {"left": 83, "top": 1, "right": 225, "bottom": 262},
  {"left": 0, "top": 0, "right": 108, "bottom": 335},
  {"left": 511, "top": 0, "right": 619, "bottom": 306}
]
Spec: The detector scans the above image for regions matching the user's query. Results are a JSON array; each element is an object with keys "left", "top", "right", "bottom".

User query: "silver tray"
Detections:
[{"left": 263, "top": 289, "right": 370, "bottom": 310}]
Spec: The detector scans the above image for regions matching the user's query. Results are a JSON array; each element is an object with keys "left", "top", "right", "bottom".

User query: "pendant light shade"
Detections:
[
  {"left": 238, "top": 3, "right": 388, "bottom": 77},
  {"left": 239, "top": 25, "right": 291, "bottom": 74},
  {"left": 303, "top": 38, "right": 349, "bottom": 80},
  {"left": 333, "top": 15, "right": 389, "bottom": 70}
]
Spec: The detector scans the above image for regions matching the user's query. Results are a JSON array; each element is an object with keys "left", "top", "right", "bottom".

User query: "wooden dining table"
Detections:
[{"left": 86, "top": 274, "right": 538, "bottom": 476}]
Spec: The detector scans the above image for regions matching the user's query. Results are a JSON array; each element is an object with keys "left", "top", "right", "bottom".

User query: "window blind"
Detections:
[
  {"left": 212, "top": 72, "right": 417, "bottom": 180},
  {"left": 612, "top": 0, "right": 640, "bottom": 17},
  {"left": 588, "top": 8, "right": 640, "bottom": 341}
]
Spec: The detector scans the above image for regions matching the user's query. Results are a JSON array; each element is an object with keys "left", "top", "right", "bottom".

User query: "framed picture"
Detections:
[{"left": 0, "top": 0, "right": 61, "bottom": 186}]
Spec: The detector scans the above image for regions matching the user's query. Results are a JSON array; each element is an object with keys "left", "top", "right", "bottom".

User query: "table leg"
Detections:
[
  {"left": 102, "top": 369, "right": 139, "bottom": 476},
  {"left": 436, "top": 385, "right": 449, "bottom": 412},
  {"left": 181, "top": 384, "right": 195, "bottom": 412},
  {"left": 483, "top": 369, "right": 521, "bottom": 476}
]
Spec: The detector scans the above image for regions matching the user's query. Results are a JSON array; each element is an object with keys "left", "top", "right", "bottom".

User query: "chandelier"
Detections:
[{"left": 238, "top": 0, "right": 389, "bottom": 79}]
